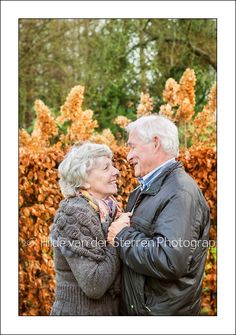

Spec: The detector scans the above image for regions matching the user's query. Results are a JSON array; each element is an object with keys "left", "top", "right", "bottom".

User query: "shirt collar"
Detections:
[
  {"left": 138, "top": 158, "right": 176, "bottom": 191},
  {"left": 143, "top": 158, "right": 176, "bottom": 181}
]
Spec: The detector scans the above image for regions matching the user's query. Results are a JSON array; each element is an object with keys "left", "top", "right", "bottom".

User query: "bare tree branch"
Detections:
[
  {"left": 124, "top": 35, "right": 216, "bottom": 70},
  {"left": 187, "top": 42, "right": 216, "bottom": 70}
]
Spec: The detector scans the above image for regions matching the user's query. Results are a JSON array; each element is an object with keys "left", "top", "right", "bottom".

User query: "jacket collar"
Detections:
[
  {"left": 141, "top": 161, "right": 182, "bottom": 195},
  {"left": 126, "top": 161, "right": 182, "bottom": 212},
  {"left": 131, "top": 161, "right": 182, "bottom": 197}
]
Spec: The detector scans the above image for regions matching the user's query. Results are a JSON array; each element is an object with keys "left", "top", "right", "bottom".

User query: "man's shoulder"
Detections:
[{"left": 165, "top": 167, "right": 208, "bottom": 204}]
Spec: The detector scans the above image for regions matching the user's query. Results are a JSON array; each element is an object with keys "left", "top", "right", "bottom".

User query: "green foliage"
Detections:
[{"left": 19, "top": 18, "right": 216, "bottom": 130}]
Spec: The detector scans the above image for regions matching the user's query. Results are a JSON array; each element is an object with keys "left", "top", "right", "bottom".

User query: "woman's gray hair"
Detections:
[
  {"left": 58, "top": 141, "right": 112, "bottom": 198},
  {"left": 126, "top": 114, "right": 179, "bottom": 157}
]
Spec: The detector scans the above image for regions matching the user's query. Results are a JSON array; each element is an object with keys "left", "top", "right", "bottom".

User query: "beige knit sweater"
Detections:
[{"left": 50, "top": 196, "right": 120, "bottom": 315}]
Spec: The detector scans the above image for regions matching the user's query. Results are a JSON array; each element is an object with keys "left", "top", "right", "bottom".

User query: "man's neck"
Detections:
[
  {"left": 143, "top": 157, "right": 175, "bottom": 180},
  {"left": 147, "top": 154, "right": 175, "bottom": 173}
]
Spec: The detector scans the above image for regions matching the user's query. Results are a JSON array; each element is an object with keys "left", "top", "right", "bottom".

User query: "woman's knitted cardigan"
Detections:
[{"left": 50, "top": 196, "right": 121, "bottom": 316}]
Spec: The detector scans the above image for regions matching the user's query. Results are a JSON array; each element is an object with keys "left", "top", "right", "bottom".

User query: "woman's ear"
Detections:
[{"left": 81, "top": 182, "right": 90, "bottom": 190}]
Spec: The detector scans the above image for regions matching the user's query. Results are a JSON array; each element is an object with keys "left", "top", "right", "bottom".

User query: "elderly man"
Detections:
[{"left": 108, "top": 114, "right": 210, "bottom": 316}]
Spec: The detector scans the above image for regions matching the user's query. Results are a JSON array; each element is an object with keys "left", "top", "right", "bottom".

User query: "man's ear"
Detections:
[{"left": 153, "top": 136, "right": 161, "bottom": 151}]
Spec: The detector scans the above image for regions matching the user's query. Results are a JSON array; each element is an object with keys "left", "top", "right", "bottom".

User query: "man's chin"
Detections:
[{"left": 134, "top": 170, "right": 141, "bottom": 178}]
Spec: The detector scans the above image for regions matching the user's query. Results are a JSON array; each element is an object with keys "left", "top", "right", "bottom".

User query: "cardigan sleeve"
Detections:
[
  {"left": 65, "top": 244, "right": 120, "bottom": 299},
  {"left": 50, "top": 197, "right": 120, "bottom": 299}
]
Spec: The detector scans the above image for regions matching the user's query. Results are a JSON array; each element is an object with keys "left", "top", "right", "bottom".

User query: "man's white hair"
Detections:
[
  {"left": 126, "top": 114, "right": 179, "bottom": 157},
  {"left": 58, "top": 141, "right": 112, "bottom": 198}
]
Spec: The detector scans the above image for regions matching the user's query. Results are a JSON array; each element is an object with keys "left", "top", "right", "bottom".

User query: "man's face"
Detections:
[{"left": 127, "top": 130, "right": 156, "bottom": 177}]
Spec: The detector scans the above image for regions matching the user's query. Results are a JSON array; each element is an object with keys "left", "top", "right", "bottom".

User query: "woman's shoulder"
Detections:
[
  {"left": 58, "top": 196, "right": 95, "bottom": 216},
  {"left": 54, "top": 196, "right": 100, "bottom": 230},
  {"left": 51, "top": 196, "right": 105, "bottom": 259},
  {"left": 60, "top": 196, "right": 89, "bottom": 208}
]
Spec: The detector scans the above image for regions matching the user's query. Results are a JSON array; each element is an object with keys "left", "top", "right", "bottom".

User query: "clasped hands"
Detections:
[{"left": 107, "top": 212, "right": 132, "bottom": 246}]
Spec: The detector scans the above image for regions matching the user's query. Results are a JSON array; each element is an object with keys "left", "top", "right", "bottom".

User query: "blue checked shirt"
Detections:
[{"left": 138, "top": 158, "right": 176, "bottom": 192}]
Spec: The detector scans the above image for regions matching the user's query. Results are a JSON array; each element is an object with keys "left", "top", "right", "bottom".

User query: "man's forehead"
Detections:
[
  {"left": 127, "top": 130, "right": 141, "bottom": 144},
  {"left": 127, "top": 136, "right": 135, "bottom": 146},
  {"left": 128, "top": 129, "right": 137, "bottom": 139}
]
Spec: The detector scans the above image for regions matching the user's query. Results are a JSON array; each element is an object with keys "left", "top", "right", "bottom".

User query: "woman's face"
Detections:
[{"left": 86, "top": 156, "right": 119, "bottom": 199}]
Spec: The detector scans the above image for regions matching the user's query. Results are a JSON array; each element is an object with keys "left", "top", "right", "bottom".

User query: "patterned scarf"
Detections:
[{"left": 76, "top": 189, "right": 121, "bottom": 224}]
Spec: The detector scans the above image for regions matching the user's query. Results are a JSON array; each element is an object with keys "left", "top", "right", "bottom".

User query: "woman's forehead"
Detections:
[{"left": 94, "top": 155, "right": 111, "bottom": 167}]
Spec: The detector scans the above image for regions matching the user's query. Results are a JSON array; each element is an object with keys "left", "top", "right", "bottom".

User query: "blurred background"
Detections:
[{"left": 19, "top": 18, "right": 216, "bottom": 133}]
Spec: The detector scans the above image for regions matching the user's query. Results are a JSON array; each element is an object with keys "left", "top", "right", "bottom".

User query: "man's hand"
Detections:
[{"left": 107, "top": 212, "right": 132, "bottom": 246}]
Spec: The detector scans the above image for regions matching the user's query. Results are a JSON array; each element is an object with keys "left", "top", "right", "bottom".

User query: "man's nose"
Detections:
[
  {"left": 127, "top": 150, "right": 133, "bottom": 162},
  {"left": 112, "top": 166, "right": 119, "bottom": 176}
]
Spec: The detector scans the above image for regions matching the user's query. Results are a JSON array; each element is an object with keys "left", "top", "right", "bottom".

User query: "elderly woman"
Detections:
[{"left": 50, "top": 142, "right": 130, "bottom": 316}]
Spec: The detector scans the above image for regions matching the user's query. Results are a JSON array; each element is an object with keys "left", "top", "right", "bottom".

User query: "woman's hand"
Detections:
[
  {"left": 107, "top": 212, "right": 132, "bottom": 246},
  {"left": 115, "top": 212, "right": 131, "bottom": 226}
]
